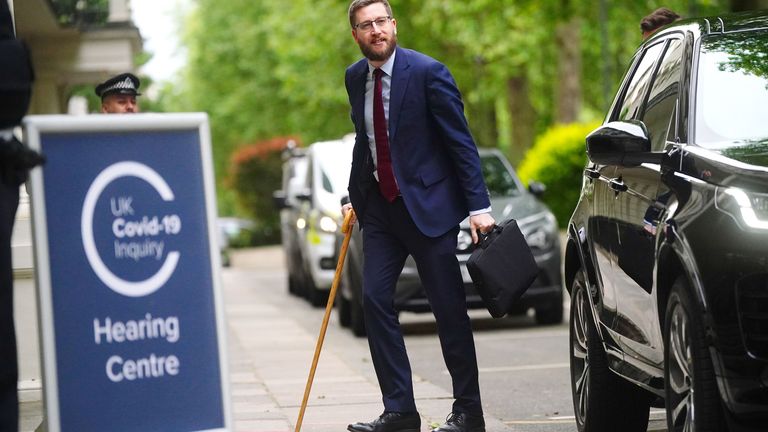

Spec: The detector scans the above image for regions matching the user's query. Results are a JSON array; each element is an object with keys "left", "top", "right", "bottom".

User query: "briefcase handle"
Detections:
[{"left": 476, "top": 224, "right": 504, "bottom": 249}]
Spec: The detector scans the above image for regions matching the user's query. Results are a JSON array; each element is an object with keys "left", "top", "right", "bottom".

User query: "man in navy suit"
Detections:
[{"left": 342, "top": 1, "right": 494, "bottom": 431}]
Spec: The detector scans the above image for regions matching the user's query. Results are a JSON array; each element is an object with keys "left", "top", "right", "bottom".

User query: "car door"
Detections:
[
  {"left": 611, "top": 37, "right": 685, "bottom": 367},
  {"left": 588, "top": 41, "right": 667, "bottom": 348},
  {"left": 586, "top": 161, "right": 620, "bottom": 330}
]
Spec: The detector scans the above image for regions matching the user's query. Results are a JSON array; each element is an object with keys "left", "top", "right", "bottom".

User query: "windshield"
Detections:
[
  {"left": 695, "top": 30, "right": 768, "bottom": 151},
  {"left": 315, "top": 141, "right": 353, "bottom": 195},
  {"left": 481, "top": 153, "right": 521, "bottom": 198}
]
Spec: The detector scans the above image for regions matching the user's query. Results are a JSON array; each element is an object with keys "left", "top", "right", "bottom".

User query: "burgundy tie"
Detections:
[{"left": 373, "top": 68, "right": 399, "bottom": 202}]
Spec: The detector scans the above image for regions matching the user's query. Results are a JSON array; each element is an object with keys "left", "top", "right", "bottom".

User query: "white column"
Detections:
[
  {"left": 108, "top": 0, "right": 131, "bottom": 23},
  {"left": 12, "top": 187, "right": 42, "bottom": 402}
]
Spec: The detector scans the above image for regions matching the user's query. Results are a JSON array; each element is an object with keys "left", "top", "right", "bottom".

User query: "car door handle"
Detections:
[
  {"left": 609, "top": 178, "right": 628, "bottom": 193},
  {"left": 583, "top": 168, "right": 600, "bottom": 180}
]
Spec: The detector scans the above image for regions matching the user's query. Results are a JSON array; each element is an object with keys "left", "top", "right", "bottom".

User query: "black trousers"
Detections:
[
  {"left": 0, "top": 174, "right": 18, "bottom": 432},
  {"left": 361, "top": 186, "right": 482, "bottom": 416}
]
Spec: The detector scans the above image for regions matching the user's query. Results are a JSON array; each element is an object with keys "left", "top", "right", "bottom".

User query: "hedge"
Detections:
[{"left": 229, "top": 136, "right": 301, "bottom": 245}]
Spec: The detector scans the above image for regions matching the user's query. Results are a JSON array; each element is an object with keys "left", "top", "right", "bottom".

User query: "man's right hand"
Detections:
[{"left": 342, "top": 203, "right": 357, "bottom": 226}]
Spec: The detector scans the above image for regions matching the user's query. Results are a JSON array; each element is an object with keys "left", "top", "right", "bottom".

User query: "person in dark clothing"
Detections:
[{"left": 0, "top": 1, "right": 43, "bottom": 430}]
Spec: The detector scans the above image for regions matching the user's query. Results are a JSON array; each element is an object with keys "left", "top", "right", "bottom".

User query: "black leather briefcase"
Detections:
[{"left": 466, "top": 219, "right": 538, "bottom": 318}]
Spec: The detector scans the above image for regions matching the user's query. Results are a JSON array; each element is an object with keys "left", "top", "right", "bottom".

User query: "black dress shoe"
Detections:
[
  {"left": 347, "top": 411, "right": 421, "bottom": 432},
  {"left": 432, "top": 412, "right": 485, "bottom": 432}
]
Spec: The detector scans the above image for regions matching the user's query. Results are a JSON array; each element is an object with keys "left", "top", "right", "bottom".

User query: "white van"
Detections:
[{"left": 294, "top": 135, "right": 354, "bottom": 305}]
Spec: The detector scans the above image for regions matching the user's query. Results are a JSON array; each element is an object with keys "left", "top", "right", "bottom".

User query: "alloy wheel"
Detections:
[
  {"left": 571, "top": 278, "right": 590, "bottom": 425},
  {"left": 668, "top": 302, "right": 694, "bottom": 431}
]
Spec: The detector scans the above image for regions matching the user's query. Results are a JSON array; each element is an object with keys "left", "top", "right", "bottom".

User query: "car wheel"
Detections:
[
  {"left": 306, "top": 283, "right": 329, "bottom": 307},
  {"left": 299, "top": 262, "right": 328, "bottom": 307},
  {"left": 287, "top": 252, "right": 302, "bottom": 296},
  {"left": 344, "top": 255, "right": 366, "bottom": 337},
  {"left": 338, "top": 274, "right": 352, "bottom": 328},
  {"left": 288, "top": 273, "right": 300, "bottom": 296},
  {"left": 570, "top": 267, "right": 651, "bottom": 432},
  {"left": 535, "top": 291, "right": 564, "bottom": 325},
  {"left": 664, "top": 277, "right": 726, "bottom": 432}
]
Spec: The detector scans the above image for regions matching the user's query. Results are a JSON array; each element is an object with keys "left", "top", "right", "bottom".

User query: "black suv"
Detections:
[{"left": 565, "top": 11, "right": 768, "bottom": 432}]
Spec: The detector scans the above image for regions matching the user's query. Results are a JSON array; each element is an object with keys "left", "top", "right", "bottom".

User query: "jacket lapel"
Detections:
[
  {"left": 350, "top": 61, "right": 368, "bottom": 136},
  {"left": 388, "top": 47, "right": 410, "bottom": 144}
]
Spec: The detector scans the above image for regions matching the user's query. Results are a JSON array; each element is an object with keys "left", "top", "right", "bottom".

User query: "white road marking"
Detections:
[{"left": 442, "top": 362, "right": 569, "bottom": 375}]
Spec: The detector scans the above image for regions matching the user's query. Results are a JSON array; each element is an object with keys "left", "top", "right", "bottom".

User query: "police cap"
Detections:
[{"left": 95, "top": 73, "right": 142, "bottom": 99}]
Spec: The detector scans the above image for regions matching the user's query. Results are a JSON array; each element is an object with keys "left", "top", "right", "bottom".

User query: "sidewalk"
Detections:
[
  {"left": 18, "top": 245, "right": 510, "bottom": 432},
  {"left": 225, "top": 246, "right": 511, "bottom": 432}
]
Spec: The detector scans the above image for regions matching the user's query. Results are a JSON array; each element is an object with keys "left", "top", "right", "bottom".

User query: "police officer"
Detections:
[{"left": 95, "top": 72, "right": 141, "bottom": 114}]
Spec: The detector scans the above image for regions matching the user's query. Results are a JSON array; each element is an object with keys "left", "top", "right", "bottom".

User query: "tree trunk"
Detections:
[
  {"left": 506, "top": 76, "right": 537, "bottom": 166},
  {"left": 467, "top": 101, "right": 498, "bottom": 148},
  {"left": 555, "top": 16, "right": 581, "bottom": 123}
]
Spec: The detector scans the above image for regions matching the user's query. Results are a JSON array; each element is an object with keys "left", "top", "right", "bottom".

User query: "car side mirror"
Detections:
[
  {"left": 528, "top": 181, "right": 546, "bottom": 198},
  {"left": 272, "top": 190, "right": 289, "bottom": 210},
  {"left": 586, "top": 121, "right": 662, "bottom": 166}
]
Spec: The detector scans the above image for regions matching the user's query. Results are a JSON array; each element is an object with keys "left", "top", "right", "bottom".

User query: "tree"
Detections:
[{"left": 173, "top": 0, "right": 732, "bottom": 217}]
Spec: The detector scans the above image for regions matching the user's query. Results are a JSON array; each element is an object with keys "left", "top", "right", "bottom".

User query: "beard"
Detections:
[{"left": 358, "top": 33, "right": 397, "bottom": 62}]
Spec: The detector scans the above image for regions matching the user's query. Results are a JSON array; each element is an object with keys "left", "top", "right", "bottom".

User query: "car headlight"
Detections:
[
  {"left": 318, "top": 215, "right": 338, "bottom": 233},
  {"left": 296, "top": 217, "right": 306, "bottom": 230},
  {"left": 716, "top": 187, "right": 768, "bottom": 230},
  {"left": 522, "top": 212, "right": 558, "bottom": 252},
  {"left": 456, "top": 229, "right": 473, "bottom": 252}
]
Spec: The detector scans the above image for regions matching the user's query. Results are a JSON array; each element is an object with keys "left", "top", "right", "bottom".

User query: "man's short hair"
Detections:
[
  {"left": 348, "top": 0, "right": 393, "bottom": 28},
  {"left": 640, "top": 7, "right": 681, "bottom": 34}
]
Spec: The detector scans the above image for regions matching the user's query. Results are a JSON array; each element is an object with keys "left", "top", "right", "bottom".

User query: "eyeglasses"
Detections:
[{"left": 353, "top": 16, "right": 392, "bottom": 32}]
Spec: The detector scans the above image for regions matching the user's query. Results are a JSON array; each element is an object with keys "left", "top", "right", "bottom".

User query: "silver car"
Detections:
[{"left": 338, "top": 149, "right": 563, "bottom": 336}]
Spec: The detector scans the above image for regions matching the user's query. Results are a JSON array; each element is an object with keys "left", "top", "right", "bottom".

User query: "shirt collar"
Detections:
[{"left": 367, "top": 49, "right": 396, "bottom": 78}]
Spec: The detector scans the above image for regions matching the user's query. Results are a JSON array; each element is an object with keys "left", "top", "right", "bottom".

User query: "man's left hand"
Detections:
[{"left": 469, "top": 213, "right": 496, "bottom": 244}]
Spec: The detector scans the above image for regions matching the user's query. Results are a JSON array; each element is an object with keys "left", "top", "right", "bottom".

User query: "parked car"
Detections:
[
  {"left": 565, "top": 12, "right": 768, "bottom": 432},
  {"left": 216, "top": 217, "right": 255, "bottom": 267},
  {"left": 287, "top": 135, "right": 354, "bottom": 306},
  {"left": 273, "top": 144, "right": 309, "bottom": 296},
  {"left": 338, "top": 148, "right": 563, "bottom": 336}
]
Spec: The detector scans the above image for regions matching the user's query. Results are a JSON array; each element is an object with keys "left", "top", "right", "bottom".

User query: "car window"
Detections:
[
  {"left": 642, "top": 39, "right": 683, "bottom": 152},
  {"left": 481, "top": 154, "right": 520, "bottom": 198},
  {"left": 321, "top": 169, "right": 333, "bottom": 193},
  {"left": 314, "top": 142, "right": 354, "bottom": 195},
  {"left": 695, "top": 30, "right": 768, "bottom": 151},
  {"left": 304, "top": 160, "right": 313, "bottom": 191},
  {"left": 615, "top": 42, "right": 666, "bottom": 122}
]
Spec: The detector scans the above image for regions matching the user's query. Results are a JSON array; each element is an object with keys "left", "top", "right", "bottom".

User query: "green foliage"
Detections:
[
  {"left": 517, "top": 122, "right": 600, "bottom": 227},
  {"left": 173, "top": 0, "right": 733, "bottom": 219},
  {"left": 49, "top": 0, "right": 109, "bottom": 25},
  {"left": 229, "top": 137, "right": 298, "bottom": 245}
]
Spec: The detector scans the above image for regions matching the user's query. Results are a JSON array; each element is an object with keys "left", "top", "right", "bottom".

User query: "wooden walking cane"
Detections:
[{"left": 295, "top": 209, "right": 356, "bottom": 432}]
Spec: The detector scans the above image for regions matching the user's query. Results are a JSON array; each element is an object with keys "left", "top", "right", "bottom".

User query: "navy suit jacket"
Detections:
[{"left": 344, "top": 47, "right": 490, "bottom": 238}]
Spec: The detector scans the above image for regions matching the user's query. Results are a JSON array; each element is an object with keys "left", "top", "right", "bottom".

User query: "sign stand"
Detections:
[{"left": 24, "top": 114, "right": 231, "bottom": 432}]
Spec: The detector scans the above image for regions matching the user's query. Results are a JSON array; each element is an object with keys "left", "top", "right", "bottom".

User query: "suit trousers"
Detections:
[
  {"left": 0, "top": 178, "right": 18, "bottom": 432},
  {"left": 361, "top": 185, "right": 482, "bottom": 416}
]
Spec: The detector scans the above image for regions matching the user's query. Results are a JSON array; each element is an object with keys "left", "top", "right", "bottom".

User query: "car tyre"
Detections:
[
  {"left": 288, "top": 273, "right": 301, "bottom": 296},
  {"left": 569, "top": 267, "right": 651, "bottom": 432},
  {"left": 344, "top": 254, "right": 366, "bottom": 337},
  {"left": 306, "top": 283, "right": 329, "bottom": 307},
  {"left": 664, "top": 277, "right": 726, "bottom": 432},
  {"left": 535, "top": 291, "right": 564, "bottom": 325},
  {"left": 300, "top": 262, "right": 328, "bottom": 307},
  {"left": 338, "top": 280, "right": 352, "bottom": 328}
]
